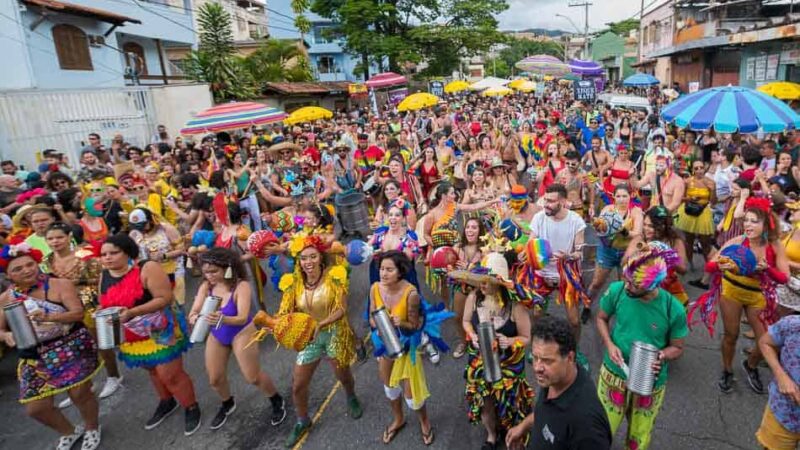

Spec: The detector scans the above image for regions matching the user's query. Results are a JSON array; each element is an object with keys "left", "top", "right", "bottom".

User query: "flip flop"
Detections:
[
  {"left": 382, "top": 421, "right": 406, "bottom": 444},
  {"left": 421, "top": 425, "right": 435, "bottom": 446}
]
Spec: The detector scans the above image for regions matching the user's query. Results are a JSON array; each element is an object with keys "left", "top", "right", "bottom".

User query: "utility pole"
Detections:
[
  {"left": 569, "top": 1, "right": 592, "bottom": 59},
  {"left": 637, "top": 0, "right": 645, "bottom": 62}
]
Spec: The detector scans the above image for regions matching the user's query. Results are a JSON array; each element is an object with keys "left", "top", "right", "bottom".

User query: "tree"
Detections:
[
  {"left": 604, "top": 18, "right": 640, "bottom": 36},
  {"left": 184, "top": 2, "right": 255, "bottom": 101},
  {"left": 243, "top": 39, "right": 314, "bottom": 86},
  {"left": 309, "top": 0, "right": 508, "bottom": 79},
  {"left": 483, "top": 57, "right": 510, "bottom": 78}
]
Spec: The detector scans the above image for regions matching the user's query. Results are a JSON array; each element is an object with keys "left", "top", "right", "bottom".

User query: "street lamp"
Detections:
[{"left": 556, "top": 14, "right": 583, "bottom": 59}]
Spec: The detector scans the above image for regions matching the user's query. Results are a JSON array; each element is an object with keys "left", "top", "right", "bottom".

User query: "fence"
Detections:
[{"left": 0, "top": 87, "right": 158, "bottom": 169}]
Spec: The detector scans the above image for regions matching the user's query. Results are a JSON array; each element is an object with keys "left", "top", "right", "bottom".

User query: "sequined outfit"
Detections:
[{"left": 42, "top": 255, "right": 102, "bottom": 326}]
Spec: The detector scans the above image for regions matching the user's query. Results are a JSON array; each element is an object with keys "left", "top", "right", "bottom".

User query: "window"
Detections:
[
  {"left": 52, "top": 24, "right": 92, "bottom": 70},
  {"left": 314, "top": 26, "right": 331, "bottom": 44},
  {"left": 122, "top": 42, "right": 148, "bottom": 75},
  {"left": 318, "top": 55, "right": 335, "bottom": 74}
]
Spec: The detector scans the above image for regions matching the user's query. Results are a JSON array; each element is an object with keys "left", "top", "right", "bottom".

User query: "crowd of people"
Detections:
[{"left": 0, "top": 79, "right": 798, "bottom": 450}]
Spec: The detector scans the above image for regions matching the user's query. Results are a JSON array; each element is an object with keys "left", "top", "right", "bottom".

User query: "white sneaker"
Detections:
[
  {"left": 56, "top": 425, "right": 84, "bottom": 450},
  {"left": 425, "top": 343, "right": 440, "bottom": 365},
  {"left": 98, "top": 376, "right": 123, "bottom": 399},
  {"left": 80, "top": 427, "right": 101, "bottom": 450},
  {"left": 58, "top": 397, "right": 73, "bottom": 409}
]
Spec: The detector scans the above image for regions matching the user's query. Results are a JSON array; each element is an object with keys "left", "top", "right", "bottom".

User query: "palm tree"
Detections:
[{"left": 243, "top": 39, "right": 313, "bottom": 86}]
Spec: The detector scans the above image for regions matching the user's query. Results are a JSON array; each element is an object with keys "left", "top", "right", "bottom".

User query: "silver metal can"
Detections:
[
  {"left": 627, "top": 341, "right": 660, "bottom": 396},
  {"left": 93, "top": 306, "right": 125, "bottom": 350},
  {"left": 372, "top": 306, "right": 403, "bottom": 358},
  {"left": 190, "top": 295, "right": 221, "bottom": 344},
  {"left": 3, "top": 302, "right": 38, "bottom": 350},
  {"left": 478, "top": 321, "right": 502, "bottom": 383}
]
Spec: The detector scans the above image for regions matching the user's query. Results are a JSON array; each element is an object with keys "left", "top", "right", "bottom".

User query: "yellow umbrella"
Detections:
[
  {"left": 507, "top": 78, "right": 529, "bottom": 89},
  {"left": 444, "top": 80, "right": 470, "bottom": 94},
  {"left": 543, "top": 75, "right": 555, "bottom": 81},
  {"left": 285, "top": 106, "right": 333, "bottom": 125},
  {"left": 512, "top": 81, "right": 536, "bottom": 93},
  {"left": 397, "top": 93, "right": 440, "bottom": 112},
  {"left": 482, "top": 87, "right": 513, "bottom": 97},
  {"left": 757, "top": 81, "right": 800, "bottom": 100}
]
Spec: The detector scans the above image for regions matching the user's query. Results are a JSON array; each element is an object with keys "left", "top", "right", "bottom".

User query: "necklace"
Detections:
[{"left": 11, "top": 274, "right": 48, "bottom": 300}]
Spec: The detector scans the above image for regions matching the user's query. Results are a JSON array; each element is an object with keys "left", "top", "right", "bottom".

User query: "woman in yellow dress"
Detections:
[
  {"left": 369, "top": 250, "right": 434, "bottom": 445},
  {"left": 278, "top": 232, "right": 362, "bottom": 447},
  {"left": 675, "top": 160, "right": 716, "bottom": 266}
]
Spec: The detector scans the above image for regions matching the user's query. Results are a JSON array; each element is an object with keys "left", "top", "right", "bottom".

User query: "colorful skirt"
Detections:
[
  {"left": 674, "top": 203, "right": 714, "bottom": 236},
  {"left": 118, "top": 307, "right": 190, "bottom": 369},
  {"left": 18, "top": 326, "right": 102, "bottom": 404},
  {"left": 389, "top": 351, "right": 430, "bottom": 409},
  {"left": 464, "top": 342, "right": 533, "bottom": 436}
]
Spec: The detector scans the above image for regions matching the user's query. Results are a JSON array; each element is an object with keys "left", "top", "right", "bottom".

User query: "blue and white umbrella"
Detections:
[
  {"left": 661, "top": 86, "right": 800, "bottom": 133},
  {"left": 623, "top": 73, "right": 659, "bottom": 87}
]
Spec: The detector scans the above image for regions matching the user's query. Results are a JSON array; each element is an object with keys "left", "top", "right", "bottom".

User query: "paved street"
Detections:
[{"left": 0, "top": 256, "right": 767, "bottom": 450}]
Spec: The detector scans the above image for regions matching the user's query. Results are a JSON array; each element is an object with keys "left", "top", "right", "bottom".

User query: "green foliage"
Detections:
[
  {"left": 603, "top": 18, "right": 640, "bottom": 36},
  {"left": 243, "top": 39, "right": 314, "bottom": 84},
  {"left": 308, "top": 0, "right": 508, "bottom": 78},
  {"left": 483, "top": 57, "right": 510, "bottom": 78},
  {"left": 495, "top": 37, "right": 564, "bottom": 75},
  {"left": 185, "top": 2, "right": 255, "bottom": 101}
]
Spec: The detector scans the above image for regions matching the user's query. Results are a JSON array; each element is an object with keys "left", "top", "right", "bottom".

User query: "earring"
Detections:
[{"left": 224, "top": 266, "right": 233, "bottom": 279}]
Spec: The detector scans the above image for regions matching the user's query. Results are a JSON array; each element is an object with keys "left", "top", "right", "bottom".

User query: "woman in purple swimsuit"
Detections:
[{"left": 188, "top": 248, "right": 286, "bottom": 431}]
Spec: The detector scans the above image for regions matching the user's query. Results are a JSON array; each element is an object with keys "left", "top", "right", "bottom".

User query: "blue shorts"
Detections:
[{"left": 596, "top": 244, "right": 624, "bottom": 269}]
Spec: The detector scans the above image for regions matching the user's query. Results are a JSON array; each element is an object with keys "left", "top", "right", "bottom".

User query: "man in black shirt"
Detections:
[{"left": 506, "top": 316, "right": 611, "bottom": 449}]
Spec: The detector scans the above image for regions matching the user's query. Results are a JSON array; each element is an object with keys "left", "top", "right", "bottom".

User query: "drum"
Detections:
[{"left": 335, "top": 190, "right": 371, "bottom": 236}]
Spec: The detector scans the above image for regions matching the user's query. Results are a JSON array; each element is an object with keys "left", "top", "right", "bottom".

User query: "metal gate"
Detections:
[{"left": 0, "top": 87, "right": 158, "bottom": 170}]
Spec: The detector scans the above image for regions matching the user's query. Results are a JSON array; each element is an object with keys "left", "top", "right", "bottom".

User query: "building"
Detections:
[
  {"left": 644, "top": 0, "right": 800, "bottom": 92},
  {"left": 591, "top": 31, "right": 638, "bottom": 84},
  {"left": 1, "top": 0, "right": 195, "bottom": 89},
  {"left": 636, "top": 0, "right": 675, "bottom": 85},
  {"left": 165, "top": 0, "right": 269, "bottom": 66},
  {"left": 266, "top": 0, "right": 381, "bottom": 82},
  {"left": 563, "top": 35, "right": 586, "bottom": 60}
]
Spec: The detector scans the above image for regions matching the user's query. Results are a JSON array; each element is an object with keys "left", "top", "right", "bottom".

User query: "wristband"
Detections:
[{"left": 766, "top": 267, "right": 789, "bottom": 284}]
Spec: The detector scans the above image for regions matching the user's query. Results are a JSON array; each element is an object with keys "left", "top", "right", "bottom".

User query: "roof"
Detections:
[
  {"left": 262, "top": 81, "right": 351, "bottom": 95},
  {"left": 21, "top": 0, "right": 141, "bottom": 25}
]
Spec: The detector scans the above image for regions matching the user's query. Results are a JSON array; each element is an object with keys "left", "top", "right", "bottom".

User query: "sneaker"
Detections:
[
  {"left": 742, "top": 360, "right": 766, "bottom": 394},
  {"left": 80, "top": 427, "right": 101, "bottom": 450},
  {"left": 98, "top": 376, "right": 123, "bottom": 399},
  {"left": 718, "top": 370, "right": 734, "bottom": 394},
  {"left": 452, "top": 342, "right": 467, "bottom": 359},
  {"left": 270, "top": 395, "right": 287, "bottom": 426},
  {"left": 144, "top": 398, "right": 179, "bottom": 430},
  {"left": 285, "top": 420, "right": 311, "bottom": 448},
  {"left": 688, "top": 279, "right": 709, "bottom": 290},
  {"left": 347, "top": 396, "right": 363, "bottom": 419},
  {"left": 185, "top": 405, "right": 202, "bottom": 436},
  {"left": 209, "top": 398, "right": 236, "bottom": 430},
  {"left": 425, "top": 343, "right": 440, "bottom": 365},
  {"left": 56, "top": 425, "right": 84, "bottom": 450},
  {"left": 58, "top": 396, "right": 73, "bottom": 409}
]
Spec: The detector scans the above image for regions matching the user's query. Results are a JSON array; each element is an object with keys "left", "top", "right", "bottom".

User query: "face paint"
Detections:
[{"left": 509, "top": 198, "right": 527, "bottom": 213}]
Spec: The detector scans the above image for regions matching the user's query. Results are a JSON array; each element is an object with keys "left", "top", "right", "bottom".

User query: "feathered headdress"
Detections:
[
  {"left": 622, "top": 241, "right": 672, "bottom": 291},
  {"left": 0, "top": 239, "right": 43, "bottom": 271}
]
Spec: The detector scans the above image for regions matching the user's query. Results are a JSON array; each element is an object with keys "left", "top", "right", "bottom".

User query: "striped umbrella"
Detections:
[
  {"left": 623, "top": 72, "right": 660, "bottom": 87},
  {"left": 514, "top": 54, "right": 569, "bottom": 76},
  {"left": 661, "top": 86, "right": 800, "bottom": 133},
  {"left": 181, "top": 102, "right": 287, "bottom": 135},
  {"left": 569, "top": 59, "right": 603, "bottom": 76},
  {"left": 365, "top": 72, "right": 407, "bottom": 89}
]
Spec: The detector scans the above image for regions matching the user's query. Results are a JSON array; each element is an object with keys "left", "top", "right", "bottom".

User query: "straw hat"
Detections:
[
  {"left": 267, "top": 142, "right": 302, "bottom": 154},
  {"left": 12, "top": 204, "right": 51, "bottom": 229}
]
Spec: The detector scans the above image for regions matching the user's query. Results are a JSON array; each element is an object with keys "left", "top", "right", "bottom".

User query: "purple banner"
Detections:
[{"left": 388, "top": 88, "right": 408, "bottom": 105}]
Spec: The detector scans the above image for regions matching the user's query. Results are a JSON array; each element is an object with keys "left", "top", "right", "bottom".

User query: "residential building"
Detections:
[
  {"left": 266, "top": 0, "right": 381, "bottom": 82},
  {"left": 165, "top": 0, "right": 269, "bottom": 66},
  {"left": 563, "top": 35, "right": 586, "bottom": 60},
  {"left": 591, "top": 30, "right": 638, "bottom": 84},
  {"left": 645, "top": 0, "right": 800, "bottom": 92},
  {"left": 1, "top": 0, "right": 195, "bottom": 89},
  {"left": 635, "top": 0, "right": 675, "bottom": 85}
]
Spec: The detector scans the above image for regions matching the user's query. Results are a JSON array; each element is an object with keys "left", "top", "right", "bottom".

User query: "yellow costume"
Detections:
[
  {"left": 372, "top": 283, "right": 430, "bottom": 409},
  {"left": 675, "top": 185, "right": 714, "bottom": 235}
]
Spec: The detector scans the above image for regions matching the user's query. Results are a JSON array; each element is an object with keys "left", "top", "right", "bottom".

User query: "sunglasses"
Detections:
[
  {"left": 89, "top": 187, "right": 105, "bottom": 194},
  {"left": 132, "top": 185, "right": 146, "bottom": 192}
]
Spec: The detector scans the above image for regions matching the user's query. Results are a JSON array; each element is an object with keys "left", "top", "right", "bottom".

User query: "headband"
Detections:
[{"left": 0, "top": 240, "right": 43, "bottom": 271}]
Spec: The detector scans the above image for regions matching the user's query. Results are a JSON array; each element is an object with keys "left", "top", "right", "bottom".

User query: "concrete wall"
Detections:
[
  {"left": 151, "top": 83, "right": 213, "bottom": 138},
  {"left": 640, "top": 0, "right": 674, "bottom": 59},
  {"left": 0, "top": 0, "right": 37, "bottom": 89}
]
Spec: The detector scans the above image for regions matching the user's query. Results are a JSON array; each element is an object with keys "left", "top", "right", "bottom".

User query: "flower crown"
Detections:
[
  {"left": 287, "top": 232, "right": 330, "bottom": 258},
  {"left": 0, "top": 240, "right": 43, "bottom": 271}
]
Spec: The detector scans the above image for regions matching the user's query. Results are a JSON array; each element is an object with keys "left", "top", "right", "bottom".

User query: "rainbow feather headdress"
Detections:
[{"left": 622, "top": 241, "right": 674, "bottom": 291}]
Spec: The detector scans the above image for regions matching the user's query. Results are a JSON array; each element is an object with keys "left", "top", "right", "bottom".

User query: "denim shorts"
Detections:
[{"left": 596, "top": 244, "right": 624, "bottom": 270}]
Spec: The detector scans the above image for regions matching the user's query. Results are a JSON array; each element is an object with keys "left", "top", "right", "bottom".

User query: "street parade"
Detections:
[{"left": 2, "top": 1, "right": 800, "bottom": 450}]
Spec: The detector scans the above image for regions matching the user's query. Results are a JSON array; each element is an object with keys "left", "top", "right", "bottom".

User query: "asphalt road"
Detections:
[{"left": 0, "top": 252, "right": 768, "bottom": 450}]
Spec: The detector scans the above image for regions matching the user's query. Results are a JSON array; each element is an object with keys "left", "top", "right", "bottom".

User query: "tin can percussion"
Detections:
[
  {"left": 372, "top": 307, "right": 403, "bottom": 358},
  {"left": 190, "top": 295, "right": 221, "bottom": 344},
  {"left": 621, "top": 341, "right": 661, "bottom": 396},
  {"left": 478, "top": 322, "right": 502, "bottom": 383},
  {"left": 93, "top": 307, "right": 125, "bottom": 350},
  {"left": 3, "top": 302, "right": 38, "bottom": 350}
]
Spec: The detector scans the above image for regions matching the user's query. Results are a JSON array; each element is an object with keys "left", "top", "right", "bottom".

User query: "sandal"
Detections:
[
  {"left": 382, "top": 421, "right": 406, "bottom": 444},
  {"left": 452, "top": 342, "right": 467, "bottom": 359},
  {"left": 421, "top": 425, "right": 435, "bottom": 446}
]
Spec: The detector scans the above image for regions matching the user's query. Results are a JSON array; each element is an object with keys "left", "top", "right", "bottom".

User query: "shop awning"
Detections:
[{"left": 21, "top": 0, "right": 141, "bottom": 25}]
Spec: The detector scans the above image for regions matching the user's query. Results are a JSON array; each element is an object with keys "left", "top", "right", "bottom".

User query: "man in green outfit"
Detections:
[{"left": 595, "top": 242, "right": 688, "bottom": 450}]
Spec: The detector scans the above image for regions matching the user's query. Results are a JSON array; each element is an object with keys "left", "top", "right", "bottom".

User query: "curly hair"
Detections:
[
  {"left": 532, "top": 316, "right": 576, "bottom": 357},
  {"left": 376, "top": 250, "right": 412, "bottom": 280},
  {"left": 199, "top": 247, "right": 249, "bottom": 284}
]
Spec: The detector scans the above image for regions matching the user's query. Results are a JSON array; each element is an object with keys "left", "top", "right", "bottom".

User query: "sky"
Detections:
[{"left": 497, "top": 0, "right": 644, "bottom": 33}]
